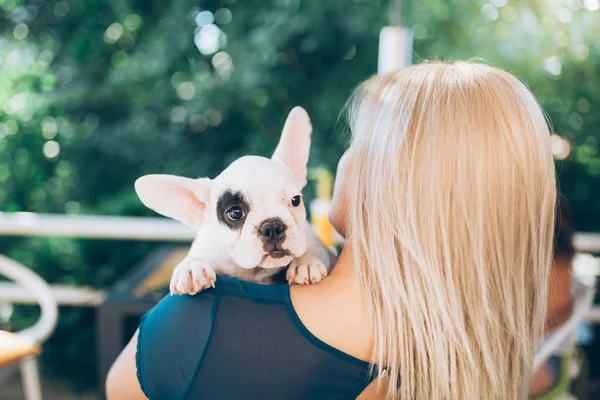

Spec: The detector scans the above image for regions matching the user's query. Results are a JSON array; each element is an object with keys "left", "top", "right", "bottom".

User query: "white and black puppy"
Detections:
[{"left": 135, "top": 107, "right": 334, "bottom": 295}]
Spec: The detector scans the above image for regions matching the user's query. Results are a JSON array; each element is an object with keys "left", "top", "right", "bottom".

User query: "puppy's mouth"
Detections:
[
  {"left": 258, "top": 247, "right": 292, "bottom": 268},
  {"left": 269, "top": 249, "right": 291, "bottom": 259},
  {"left": 262, "top": 240, "right": 291, "bottom": 259}
]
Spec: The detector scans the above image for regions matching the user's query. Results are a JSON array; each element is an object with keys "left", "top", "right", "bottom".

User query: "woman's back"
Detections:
[{"left": 136, "top": 276, "right": 376, "bottom": 400}]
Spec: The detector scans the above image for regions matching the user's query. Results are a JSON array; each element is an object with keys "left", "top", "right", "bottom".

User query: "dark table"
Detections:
[{"left": 96, "top": 246, "right": 188, "bottom": 399}]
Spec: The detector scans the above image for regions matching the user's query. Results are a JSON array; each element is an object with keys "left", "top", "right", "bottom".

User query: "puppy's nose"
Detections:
[{"left": 259, "top": 219, "right": 286, "bottom": 242}]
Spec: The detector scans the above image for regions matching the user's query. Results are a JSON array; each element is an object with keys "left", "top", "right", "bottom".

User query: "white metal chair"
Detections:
[{"left": 0, "top": 254, "right": 58, "bottom": 400}]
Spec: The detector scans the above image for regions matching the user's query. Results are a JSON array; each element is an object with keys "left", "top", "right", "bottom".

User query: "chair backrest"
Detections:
[{"left": 0, "top": 255, "right": 58, "bottom": 344}]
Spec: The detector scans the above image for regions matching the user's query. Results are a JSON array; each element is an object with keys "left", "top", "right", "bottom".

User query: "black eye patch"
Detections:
[{"left": 216, "top": 190, "right": 251, "bottom": 231}]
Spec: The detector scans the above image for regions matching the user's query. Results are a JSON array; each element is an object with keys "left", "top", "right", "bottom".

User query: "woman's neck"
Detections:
[
  {"left": 322, "top": 244, "right": 357, "bottom": 286},
  {"left": 291, "top": 243, "right": 362, "bottom": 302}
]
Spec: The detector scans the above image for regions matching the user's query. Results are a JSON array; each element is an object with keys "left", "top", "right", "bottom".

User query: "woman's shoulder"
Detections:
[
  {"left": 202, "top": 276, "right": 288, "bottom": 302},
  {"left": 148, "top": 277, "right": 288, "bottom": 315},
  {"left": 136, "top": 278, "right": 288, "bottom": 398},
  {"left": 139, "top": 277, "right": 288, "bottom": 343}
]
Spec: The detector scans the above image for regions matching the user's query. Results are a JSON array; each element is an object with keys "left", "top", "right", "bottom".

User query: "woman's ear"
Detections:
[
  {"left": 272, "top": 106, "right": 312, "bottom": 188},
  {"left": 135, "top": 174, "right": 211, "bottom": 228}
]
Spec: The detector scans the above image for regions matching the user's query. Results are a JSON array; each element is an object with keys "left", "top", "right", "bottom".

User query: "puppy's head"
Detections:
[{"left": 135, "top": 107, "right": 312, "bottom": 269}]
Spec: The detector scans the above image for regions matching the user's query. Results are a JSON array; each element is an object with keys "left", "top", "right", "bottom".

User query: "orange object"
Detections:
[
  {"left": 0, "top": 330, "right": 41, "bottom": 368},
  {"left": 308, "top": 168, "right": 339, "bottom": 248}
]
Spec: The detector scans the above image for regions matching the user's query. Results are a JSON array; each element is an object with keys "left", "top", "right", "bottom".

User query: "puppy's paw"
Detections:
[
  {"left": 286, "top": 255, "right": 328, "bottom": 285},
  {"left": 170, "top": 262, "right": 216, "bottom": 295}
]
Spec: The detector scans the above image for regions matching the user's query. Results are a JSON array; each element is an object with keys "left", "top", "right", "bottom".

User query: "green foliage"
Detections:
[{"left": 0, "top": 0, "right": 599, "bottom": 392}]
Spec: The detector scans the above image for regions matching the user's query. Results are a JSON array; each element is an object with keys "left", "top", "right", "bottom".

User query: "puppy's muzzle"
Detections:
[
  {"left": 259, "top": 218, "right": 286, "bottom": 243},
  {"left": 258, "top": 218, "right": 291, "bottom": 259}
]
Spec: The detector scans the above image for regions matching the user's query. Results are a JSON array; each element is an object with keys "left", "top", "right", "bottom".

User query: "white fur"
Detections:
[{"left": 135, "top": 107, "right": 334, "bottom": 294}]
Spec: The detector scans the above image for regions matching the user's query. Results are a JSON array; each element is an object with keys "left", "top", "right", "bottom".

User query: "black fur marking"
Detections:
[{"left": 216, "top": 190, "right": 251, "bottom": 231}]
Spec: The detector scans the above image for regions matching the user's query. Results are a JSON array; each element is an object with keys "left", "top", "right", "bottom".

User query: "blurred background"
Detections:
[{"left": 1, "top": 0, "right": 600, "bottom": 398}]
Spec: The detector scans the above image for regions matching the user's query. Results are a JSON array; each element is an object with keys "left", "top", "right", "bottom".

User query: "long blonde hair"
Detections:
[{"left": 346, "top": 62, "right": 556, "bottom": 399}]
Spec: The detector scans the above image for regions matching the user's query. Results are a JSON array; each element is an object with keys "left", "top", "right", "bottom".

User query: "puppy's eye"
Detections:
[
  {"left": 290, "top": 195, "right": 302, "bottom": 208},
  {"left": 226, "top": 206, "right": 245, "bottom": 221}
]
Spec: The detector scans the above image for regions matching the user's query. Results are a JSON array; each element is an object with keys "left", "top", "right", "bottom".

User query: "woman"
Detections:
[{"left": 106, "top": 62, "right": 556, "bottom": 399}]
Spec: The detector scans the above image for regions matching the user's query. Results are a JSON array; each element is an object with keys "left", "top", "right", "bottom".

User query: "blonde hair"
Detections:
[{"left": 346, "top": 62, "right": 556, "bottom": 399}]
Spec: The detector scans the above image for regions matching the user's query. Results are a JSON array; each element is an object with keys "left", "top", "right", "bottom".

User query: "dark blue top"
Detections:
[{"left": 136, "top": 277, "right": 376, "bottom": 400}]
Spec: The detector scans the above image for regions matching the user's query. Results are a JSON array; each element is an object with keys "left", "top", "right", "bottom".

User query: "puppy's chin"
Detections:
[
  {"left": 232, "top": 253, "right": 293, "bottom": 269},
  {"left": 259, "top": 253, "right": 294, "bottom": 269}
]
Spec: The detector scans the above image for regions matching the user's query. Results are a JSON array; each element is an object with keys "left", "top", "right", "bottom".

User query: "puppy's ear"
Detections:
[
  {"left": 272, "top": 106, "right": 312, "bottom": 188},
  {"left": 135, "top": 174, "right": 211, "bottom": 228}
]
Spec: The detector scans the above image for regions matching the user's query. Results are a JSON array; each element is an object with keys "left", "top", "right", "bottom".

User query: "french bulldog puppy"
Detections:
[{"left": 135, "top": 107, "right": 334, "bottom": 295}]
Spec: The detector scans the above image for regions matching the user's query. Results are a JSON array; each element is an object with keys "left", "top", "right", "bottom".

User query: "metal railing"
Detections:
[
  {"left": 0, "top": 212, "right": 195, "bottom": 241},
  {"left": 0, "top": 212, "right": 195, "bottom": 307},
  {"left": 0, "top": 211, "right": 599, "bottom": 319}
]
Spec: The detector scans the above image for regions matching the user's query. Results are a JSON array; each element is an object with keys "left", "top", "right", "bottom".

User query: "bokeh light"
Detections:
[
  {"left": 13, "top": 23, "right": 28, "bottom": 40},
  {"left": 104, "top": 23, "right": 124, "bottom": 44},
  {"left": 215, "top": 8, "right": 232, "bottom": 24},
  {"left": 551, "top": 134, "right": 572, "bottom": 160},
  {"left": 583, "top": 0, "right": 600, "bottom": 11},
  {"left": 543, "top": 56, "right": 562, "bottom": 75},
  {"left": 212, "top": 51, "right": 233, "bottom": 77},
  {"left": 54, "top": 1, "right": 70, "bottom": 17},
  {"left": 170, "top": 106, "right": 187, "bottom": 123},
  {"left": 482, "top": 4, "right": 499, "bottom": 20},
  {"left": 195, "top": 11, "right": 214, "bottom": 27},
  {"left": 176, "top": 82, "right": 196, "bottom": 100},
  {"left": 42, "top": 117, "right": 58, "bottom": 140},
  {"left": 194, "top": 24, "right": 224, "bottom": 55},
  {"left": 43, "top": 141, "right": 61, "bottom": 159},
  {"left": 124, "top": 14, "right": 143, "bottom": 31}
]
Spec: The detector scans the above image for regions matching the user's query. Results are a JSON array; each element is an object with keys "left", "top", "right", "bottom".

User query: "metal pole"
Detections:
[
  {"left": 378, "top": 0, "right": 413, "bottom": 74},
  {"left": 390, "top": 0, "right": 403, "bottom": 26}
]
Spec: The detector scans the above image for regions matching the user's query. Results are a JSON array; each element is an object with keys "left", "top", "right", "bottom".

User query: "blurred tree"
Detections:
[{"left": 0, "top": 0, "right": 598, "bottom": 392}]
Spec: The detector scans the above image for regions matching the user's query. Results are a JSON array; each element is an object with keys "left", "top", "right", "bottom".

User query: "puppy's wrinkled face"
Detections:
[
  {"left": 134, "top": 106, "right": 312, "bottom": 271},
  {"left": 208, "top": 156, "right": 307, "bottom": 269}
]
